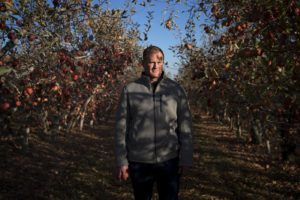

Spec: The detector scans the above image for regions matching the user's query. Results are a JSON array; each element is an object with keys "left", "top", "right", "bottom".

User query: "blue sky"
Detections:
[{"left": 108, "top": 1, "right": 198, "bottom": 76}]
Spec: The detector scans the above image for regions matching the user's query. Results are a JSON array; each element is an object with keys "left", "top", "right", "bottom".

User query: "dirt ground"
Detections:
[{"left": 1, "top": 115, "right": 299, "bottom": 200}]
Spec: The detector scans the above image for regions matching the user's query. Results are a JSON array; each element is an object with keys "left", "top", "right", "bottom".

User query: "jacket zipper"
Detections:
[
  {"left": 153, "top": 91, "right": 157, "bottom": 163},
  {"left": 160, "top": 94, "right": 162, "bottom": 112}
]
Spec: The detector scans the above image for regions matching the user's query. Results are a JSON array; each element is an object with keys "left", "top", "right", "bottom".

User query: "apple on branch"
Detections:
[
  {"left": 0, "top": 102, "right": 10, "bottom": 111},
  {"left": 24, "top": 87, "right": 34, "bottom": 96}
]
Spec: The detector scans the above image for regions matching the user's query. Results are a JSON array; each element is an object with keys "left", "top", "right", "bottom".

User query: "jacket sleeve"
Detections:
[
  {"left": 177, "top": 85, "right": 193, "bottom": 166},
  {"left": 115, "top": 86, "right": 129, "bottom": 166}
]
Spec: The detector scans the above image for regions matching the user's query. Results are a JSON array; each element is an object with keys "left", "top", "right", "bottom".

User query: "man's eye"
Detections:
[{"left": 148, "top": 62, "right": 162, "bottom": 64}]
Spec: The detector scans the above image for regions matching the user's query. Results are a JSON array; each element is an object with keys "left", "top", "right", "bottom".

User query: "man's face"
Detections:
[{"left": 143, "top": 51, "right": 164, "bottom": 82}]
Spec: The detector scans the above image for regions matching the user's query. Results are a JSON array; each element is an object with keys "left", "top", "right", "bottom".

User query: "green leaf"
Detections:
[{"left": 0, "top": 66, "right": 13, "bottom": 76}]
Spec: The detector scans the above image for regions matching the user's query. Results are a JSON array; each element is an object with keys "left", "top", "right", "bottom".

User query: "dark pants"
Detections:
[{"left": 129, "top": 157, "right": 180, "bottom": 200}]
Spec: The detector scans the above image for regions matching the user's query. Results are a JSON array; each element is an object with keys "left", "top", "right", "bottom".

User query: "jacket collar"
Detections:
[{"left": 141, "top": 71, "right": 165, "bottom": 90}]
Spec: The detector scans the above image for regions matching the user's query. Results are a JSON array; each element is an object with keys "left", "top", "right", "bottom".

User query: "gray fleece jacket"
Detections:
[{"left": 115, "top": 72, "right": 193, "bottom": 167}]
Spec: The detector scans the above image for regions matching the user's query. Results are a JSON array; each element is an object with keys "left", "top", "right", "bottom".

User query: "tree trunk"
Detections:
[
  {"left": 79, "top": 95, "right": 94, "bottom": 131},
  {"left": 236, "top": 113, "right": 242, "bottom": 138},
  {"left": 266, "top": 140, "right": 271, "bottom": 154}
]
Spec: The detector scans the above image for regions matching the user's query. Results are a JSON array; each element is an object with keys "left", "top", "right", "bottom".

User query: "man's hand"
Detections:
[{"left": 118, "top": 165, "right": 129, "bottom": 181}]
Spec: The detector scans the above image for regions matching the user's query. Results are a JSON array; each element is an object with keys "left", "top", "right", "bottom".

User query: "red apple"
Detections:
[
  {"left": 7, "top": 31, "right": 16, "bottom": 41},
  {"left": 51, "top": 85, "right": 60, "bottom": 91},
  {"left": 64, "top": 35, "right": 72, "bottom": 43},
  {"left": 28, "top": 33, "right": 36, "bottom": 42},
  {"left": 268, "top": 60, "right": 272, "bottom": 66},
  {"left": 16, "top": 20, "right": 24, "bottom": 27},
  {"left": 294, "top": 7, "right": 300, "bottom": 16},
  {"left": 1, "top": 102, "right": 10, "bottom": 111},
  {"left": 165, "top": 19, "right": 172, "bottom": 30},
  {"left": 73, "top": 74, "right": 79, "bottom": 81},
  {"left": 256, "top": 47, "right": 263, "bottom": 56},
  {"left": 15, "top": 100, "right": 21, "bottom": 107},
  {"left": 222, "top": 19, "right": 231, "bottom": 27},
  {"left": 0, "top": 21, "right": 6, "bottom": 30},
  {"left": 235, "top": 24, "right": 243, "bottom": 31},
  {"left": 204, "top": 26, "right": 211, "bottom": 33},
  {"left": 62, "top": 68, "right": 68, "bottom": 74},
  {"left": 25, "top": 87, "right": 34, "bottom": 96},
  {"left": 12, "top": 59, "right": 19, "bottom": 68},
  {"left": 43, "top": 72, "right": 48, "bottom": 78},
  {"left": 184, "top": 43, "right": 193, "bottom": 50}
]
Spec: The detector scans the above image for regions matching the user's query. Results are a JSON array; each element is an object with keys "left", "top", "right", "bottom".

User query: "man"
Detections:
[{"left": 115, "top": 45, "right": 193, "bottom": 200}]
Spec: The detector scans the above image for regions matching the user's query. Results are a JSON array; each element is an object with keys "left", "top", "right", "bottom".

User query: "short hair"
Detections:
[{"left": 143, "top": 45, "right": 164, "bottom": 61}]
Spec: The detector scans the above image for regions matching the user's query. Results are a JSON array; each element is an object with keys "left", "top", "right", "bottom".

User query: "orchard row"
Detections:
[
  {"left": 0, "top": 0, "right": 141, "bottom": 149},
  {"left": 175, "top": 0, "right": 299, "bottom": 161}
]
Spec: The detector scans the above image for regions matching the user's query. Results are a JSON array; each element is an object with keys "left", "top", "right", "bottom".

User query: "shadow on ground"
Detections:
[
  {"left": 0, "top": 116, "right": 299, "bottom": 199},
  {"left": 181, "top": 116, "right": 299, "bottom": 200}
]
